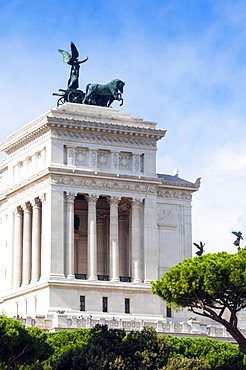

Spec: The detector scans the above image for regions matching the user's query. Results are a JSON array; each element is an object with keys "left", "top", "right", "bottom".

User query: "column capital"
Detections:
[
  {"left": 107, "top": 196, "right": 121, "bottom": 205},
  {"left": 31, "top": 197, "right": 41, "bottom": 208},
  {"left": 65, "top": 192, "right": 77, "bottom": 202},
  {"left": 85, "top": 194, "right": 99, "bottom": 204},
  {"left": 131, "top": 198, "right": 143, "bottom": 207},
  {"left": 14, "top": 206, "right": 23, "bottom": 216},
  {"left": 40, "top": 193, "right": 46, "bottom": 203},
  {"left": 22, "top": 202, "right": 32, "bottom": 213}
]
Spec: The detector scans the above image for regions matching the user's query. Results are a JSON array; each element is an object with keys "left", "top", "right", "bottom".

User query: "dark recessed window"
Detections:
[
  {"left": 80, "top": 296, "right": 85, "bottom": 311},
  {"left": 102, "top": 297, "right": 108, "bottom": 312},
  {"left": 125, "top": 298, "right": 130, "bottom": 314},
  {"left": 166, "top": 307, "right": 172, "bottom": 318}
]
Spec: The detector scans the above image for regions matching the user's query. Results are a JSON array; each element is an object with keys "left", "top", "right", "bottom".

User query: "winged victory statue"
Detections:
[{"left": 53, "top": 42, "right": 125, "bottom": 107}]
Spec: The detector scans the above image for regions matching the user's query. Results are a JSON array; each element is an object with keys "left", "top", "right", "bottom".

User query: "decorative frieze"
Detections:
[
  {"left": 52, "top": 176, "right": 157, "bottom": 194},
  {"left": 157, "top": 190, "right": 192, "bottom": 200},
  {"left": 51, "top": 129, "right": 157, "bottom": 149}
]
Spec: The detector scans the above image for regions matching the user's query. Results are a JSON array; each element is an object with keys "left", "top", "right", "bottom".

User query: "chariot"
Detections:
[{"left": 52, "top": 89, "right": 85, "bottom": 107}]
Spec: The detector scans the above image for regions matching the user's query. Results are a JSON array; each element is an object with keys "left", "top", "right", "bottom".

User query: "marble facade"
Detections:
[{"left": 0, "top": 103, "right": 201, "bottom": 332}]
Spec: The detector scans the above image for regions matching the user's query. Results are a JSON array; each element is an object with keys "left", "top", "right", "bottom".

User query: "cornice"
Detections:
[
  {"left": 47, "top": 116, "right": 165, "bottom": 139},
  {"left": 157, "top": 178, "right": 200, "bottom": 193},
  {"left": 48, "top": 166, "right": 161, "bottom": 184},
  {"left": 0, "top": 109, "right": 166, "bottom": 155},
  {"left": 0, "top": 170, "right": 50, "bottom": 203}
]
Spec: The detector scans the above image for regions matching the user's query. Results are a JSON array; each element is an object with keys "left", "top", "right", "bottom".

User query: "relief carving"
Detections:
[
  {"left": 157, "top": 208, "right": 177, "bottom": 227},
  {"left": 75, "top": 149, "right": 87, "bottom": 166},
  {"left": 52, "top": 177, "right": 157, "bottom": 194},
  {"left": 112, "top": 153, "right": 119, "bottom": 169},
  {"left": 97, "top": 151, "right": 110, "bottom": 169},
  {"left": 157, "top": 190, "right": 192, "bottom": 200},
  {"left": 52, "top": 130, "right": 156, "bottom": 148}
]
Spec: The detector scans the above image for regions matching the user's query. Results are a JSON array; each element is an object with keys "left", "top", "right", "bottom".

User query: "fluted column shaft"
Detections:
[
  {"left": 86, "top": 194, "right": 99, "bottom": 280},
  {"left": 119, "top": 210, "right": 128, "bottom": 276},
  {"left": 22, "top": 202, "right": 32, "bottom": 285},
  {"left": 31, "top": 198, "right": 42, "bottom": 282},
  {"left": 65, "top": 192, "right": 76, "bottom": 278},
  {"left": 14, "top": 206, "right": 23, "bottom": 287},
  {"left": 107, "top": 196, "right": 121, "bottom": 282},
  {"left": 131, "top": 198, "right": 142, "bottom": 283},
  {"left": 97, "top": 215, "right": 106, "bottom": 275}
]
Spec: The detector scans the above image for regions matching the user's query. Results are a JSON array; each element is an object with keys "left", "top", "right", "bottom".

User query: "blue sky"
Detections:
[{"left": 1, "top": 0, "right": 246, "bottom": 254}]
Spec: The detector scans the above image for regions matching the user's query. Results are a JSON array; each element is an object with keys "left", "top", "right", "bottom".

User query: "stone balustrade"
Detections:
[{"left": 11, "top": 314, "right": 237, "bottom": 342}]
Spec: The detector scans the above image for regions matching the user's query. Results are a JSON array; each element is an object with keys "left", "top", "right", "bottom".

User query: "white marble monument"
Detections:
[{"left": 0, "top": 103, "right": 204, "bottom": 334}]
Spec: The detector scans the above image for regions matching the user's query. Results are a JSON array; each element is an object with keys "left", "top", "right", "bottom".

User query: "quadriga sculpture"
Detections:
[{"left": 83, "top": 79, "right": 125, "bottom": 107}]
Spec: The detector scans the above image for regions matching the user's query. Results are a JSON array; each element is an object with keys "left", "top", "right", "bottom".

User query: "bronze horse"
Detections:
[{"left": 83, "top": 79, "right": 125, "bottom": 107}]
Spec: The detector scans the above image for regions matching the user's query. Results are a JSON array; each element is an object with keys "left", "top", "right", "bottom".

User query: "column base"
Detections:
[
  {"left": 67, "top": 274, "right": 75, "bottom": 280},
  {"left": 133, "top": 279, "right": 142, "bottom": 284},
  {"left": 22, "top": 281, "right": 31, "bottom": 286},
  {"left": 88, "top": 276, "right": 98, "bottom": 281},
  {"left": 144, "top": 279, "right": 152, "bottom": 284},
  {"left": 111, "top": 277, "right": 120, "bottom": 282}
]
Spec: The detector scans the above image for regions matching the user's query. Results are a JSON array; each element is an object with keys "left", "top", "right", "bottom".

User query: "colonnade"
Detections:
[
  {"left": 65, "top": 192, "right": 143, "bottom": 283},
  {"left": 12, "top": 191, "right": 144, "bottom": 288},
  {"left": 13, "top": 196, "right": 43, "bottom": 288}
]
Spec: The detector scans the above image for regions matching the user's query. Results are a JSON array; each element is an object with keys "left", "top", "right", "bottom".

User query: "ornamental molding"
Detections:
[
  {"left": 52, "top": 176, "right": 157, "bottom": 194},
  {"left": 51, "top": 129, "right": 157, "bottom": 149},
  {"left": 47, "top": 115, "right": 165, "bottom": 137},
  {"left": 157, "top": 190, "right": 192, "bottom": 200}
]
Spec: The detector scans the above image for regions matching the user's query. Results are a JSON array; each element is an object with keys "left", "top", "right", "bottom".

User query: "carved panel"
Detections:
[
  {"left": 97, "top": 150, "right": 110, "bottom": 170},
  {"left": 75, "top": 149, "right": 88, "bottom": 167},
  {"left": 119, "top": 152, "right": 132, "bottom": 171},
  {"left": 67, "top": 147, "right": 75, "bottom": 166},
  {"left": 157, "top": 208, "right": 177, "bottom": 227}
]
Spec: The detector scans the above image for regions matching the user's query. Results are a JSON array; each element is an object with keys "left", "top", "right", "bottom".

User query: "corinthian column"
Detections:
[
  {"left": 22, "top": 202, "right": 32, "bottom": 285},
  {"left": 65, "top": 192, "right": 76, "bottom": 278},
  {"left": 14, "top": 206, "right": 23, "bottom": 288},
  {"left": 85, "top": 194, "right": 99, "bottom": 280},
  {"left": 107, "top": 196, "right": 121, "bottom": 282},
  {"left": 131, "top": 198, "right": 143, "bottom": 283},
  {"left": 31, "top": 198, "right": 42, "bottom": 282}
]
